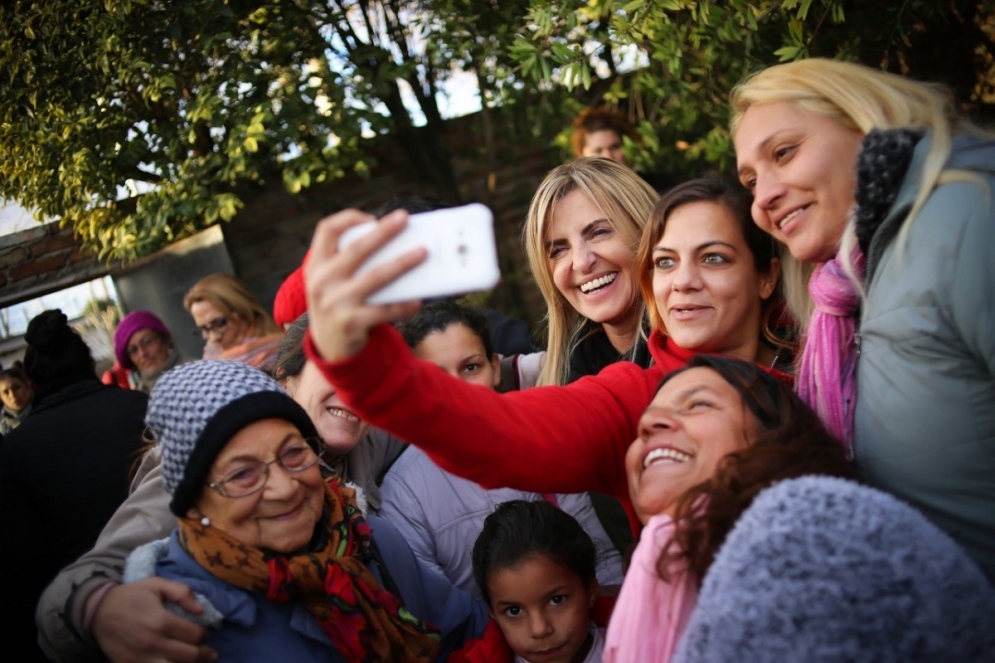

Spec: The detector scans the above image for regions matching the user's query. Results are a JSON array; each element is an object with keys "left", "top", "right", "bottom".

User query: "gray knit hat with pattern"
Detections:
[{"left": 146, "top": 360, "right": 318, "bottom": 516}]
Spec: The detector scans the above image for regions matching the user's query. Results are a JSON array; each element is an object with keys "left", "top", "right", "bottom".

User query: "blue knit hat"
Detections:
[{"left": 146, "top": 360, "right": 318, "bottom": 516}]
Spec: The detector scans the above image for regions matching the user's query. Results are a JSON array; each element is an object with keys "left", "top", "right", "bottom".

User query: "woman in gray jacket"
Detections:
[{"left": 732, "top": 57, "right": 995, "bottom": 581}]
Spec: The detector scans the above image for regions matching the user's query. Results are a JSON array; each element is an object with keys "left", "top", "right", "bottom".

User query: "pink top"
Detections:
[{"left": 603, "top": 513, "right": 698, "bottom": 663}]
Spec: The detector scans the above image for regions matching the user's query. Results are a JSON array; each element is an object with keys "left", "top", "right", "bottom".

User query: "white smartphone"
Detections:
[{"left": 338, "top": 203, "right": 501, "bottom": 305}]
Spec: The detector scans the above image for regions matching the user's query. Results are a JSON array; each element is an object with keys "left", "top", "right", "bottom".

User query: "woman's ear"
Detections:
[
  {"left": 186, "top": 507, "right": 202, "bottom": 521},
  {"left": 759, "top": 257, "right": 781, "bottom": 301}
]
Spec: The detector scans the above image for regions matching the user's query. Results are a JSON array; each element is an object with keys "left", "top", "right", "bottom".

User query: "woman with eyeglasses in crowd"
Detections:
[
  {"left": 183, "top": 273, "right": 284, "bottom": 370},
  {"left": 36, "top": 313, "right": 409, "bottom": 663}
]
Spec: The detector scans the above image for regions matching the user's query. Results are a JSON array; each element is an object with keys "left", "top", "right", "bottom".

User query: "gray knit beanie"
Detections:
[
  {"left": 146, "top": 360, "right": 318, "bottom": 516},
  {"left": 673, "top": 476, "right": 995, "bottom": 663}
]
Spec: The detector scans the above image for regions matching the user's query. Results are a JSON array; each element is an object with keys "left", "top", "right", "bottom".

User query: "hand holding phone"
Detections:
[{"left": 338, "top": 203, "right": 501, "bottom": 304}]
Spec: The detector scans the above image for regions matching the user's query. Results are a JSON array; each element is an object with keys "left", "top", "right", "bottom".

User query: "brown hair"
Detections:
[
  {"left": 654, "top": 355, "right": 854, "bottom": 582},
  {"left": 636, "top": 177, "right": 791, "bottom": 352},
  {"left": 570, "top": 107, "right": 634, "bottom": 157}
]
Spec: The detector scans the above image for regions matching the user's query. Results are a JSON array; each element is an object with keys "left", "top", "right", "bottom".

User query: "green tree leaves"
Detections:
[
  {"left": 2, "top": 0, "right": 991, "bottom": 261},
  {"left": 509, "top": 0, "right": 993, "bottom": 180},
  {"left": 1, "top": 0, "right": 361, "bottom": 260}
]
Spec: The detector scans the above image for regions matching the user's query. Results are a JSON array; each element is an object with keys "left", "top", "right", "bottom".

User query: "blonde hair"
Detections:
[
  {"left": 183, "top": 273, "right": 281, "bottom": 338},
  {"left": 730, "top": 58, "right": 966, "bottom": 329},
  {"left": 523, "top": 158, "right": 657, "bottom": 386}
]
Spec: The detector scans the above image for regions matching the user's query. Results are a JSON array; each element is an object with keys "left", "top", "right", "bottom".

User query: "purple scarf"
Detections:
[{"left": 796, "top": 248, "right": 865, "bottom": 458}]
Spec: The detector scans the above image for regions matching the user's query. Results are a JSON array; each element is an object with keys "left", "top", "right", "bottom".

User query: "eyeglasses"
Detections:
[
  {"left": 207, "top": 438, "right": 321, "bottom": 498},
  {"left": 193, "top": 316, "right": 228, "bottom": 339},
  {"left": 127, "top": 334, "right": 161, "bottom": 358}
]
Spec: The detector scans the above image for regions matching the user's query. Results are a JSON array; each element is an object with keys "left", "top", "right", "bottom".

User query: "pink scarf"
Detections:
[
  {"left": 796, "top": 248, "right": 865, "bottom": 457},
  {"left": 603, "top": 514, "right": 698, "bottom": 663}
]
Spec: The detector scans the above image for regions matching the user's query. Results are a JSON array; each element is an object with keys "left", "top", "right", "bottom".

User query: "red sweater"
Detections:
[{"left": 306, "top": 324, "right": 791, "bottom": 536}]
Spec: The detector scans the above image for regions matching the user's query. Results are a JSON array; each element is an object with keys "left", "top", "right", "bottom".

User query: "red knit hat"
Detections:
[{"left": 272, "top": 251, "right": 310, "bottom": 328}]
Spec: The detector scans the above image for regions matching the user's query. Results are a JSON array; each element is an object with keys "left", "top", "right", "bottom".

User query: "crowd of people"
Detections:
[{"left": 0, "top": 56, "right": 993, "bottom": 662}]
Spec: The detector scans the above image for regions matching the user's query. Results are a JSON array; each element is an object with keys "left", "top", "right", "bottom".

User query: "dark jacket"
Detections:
[{"left": 0, "top": 379, "right": 147, "bottom": 661}]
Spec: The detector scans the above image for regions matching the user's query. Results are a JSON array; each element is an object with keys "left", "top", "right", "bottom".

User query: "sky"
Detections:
[{"left": 0, "top": 199, "right": 40, "bottom": 236}]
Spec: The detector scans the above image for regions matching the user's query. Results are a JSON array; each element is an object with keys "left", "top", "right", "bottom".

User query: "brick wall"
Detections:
[{"left": 0, "top": 222, "right": 108, "bottom": 307}]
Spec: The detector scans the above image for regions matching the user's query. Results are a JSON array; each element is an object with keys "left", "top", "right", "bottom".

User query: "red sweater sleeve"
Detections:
[
  {"left": 305, "top": 324, "right": 665, "bottom": 514},
  {"left": 447, "top": 619, "right": 512, "bottom": 663}
]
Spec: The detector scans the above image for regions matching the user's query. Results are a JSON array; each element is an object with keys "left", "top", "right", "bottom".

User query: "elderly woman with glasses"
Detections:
[
  {"left": 183, "top": 273, "right": 284, "bottom": 370},
  {"left": 122, "top": 360, "right": 485, "bottom": 662}
]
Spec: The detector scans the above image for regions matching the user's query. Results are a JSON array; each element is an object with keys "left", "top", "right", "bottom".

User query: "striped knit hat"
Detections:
[{"left": 146, "top": 360, "right": 317, "bottom": 516}]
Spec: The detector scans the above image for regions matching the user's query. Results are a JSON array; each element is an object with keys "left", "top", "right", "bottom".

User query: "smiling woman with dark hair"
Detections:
[
  {"left": 607, "top": 355, "right": 995, "bottom": 663},
  {"left": 604, "top": 354, "right": 853, "bottom": 662}
]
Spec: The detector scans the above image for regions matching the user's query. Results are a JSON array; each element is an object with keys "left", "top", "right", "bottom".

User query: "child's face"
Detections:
[
  {"left": 487, "top": 555, "right": 597, "bottom": 663},
  {"left": 413, "top": 323, "right": 500, "bottom": 390},
  {"left": 0, "top": 376, "right": 32, "bottom": 411}
]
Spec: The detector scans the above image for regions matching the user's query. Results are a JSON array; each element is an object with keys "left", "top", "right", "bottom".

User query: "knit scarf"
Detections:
[
  {"left": 178, "top": 479, "right": 440, "bottom": 662},
  {"left": 796, "top": 247, "right": 865, "bottom": 457},
  {"left": 219, "top": 333, "right": 284, "bottom": 371},
  {"left": 602, "top": 514, "right": 698, "bottom": 663}
]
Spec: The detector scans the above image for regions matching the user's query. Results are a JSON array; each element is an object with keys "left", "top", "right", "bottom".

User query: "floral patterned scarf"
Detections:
[{"left": 178, "top": 479, "right": 440, "bottom": 662}]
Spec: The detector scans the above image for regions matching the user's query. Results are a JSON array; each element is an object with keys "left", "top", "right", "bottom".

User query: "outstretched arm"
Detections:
[{"left": 303, "top": 209, "right": 659, "bottom": 511}]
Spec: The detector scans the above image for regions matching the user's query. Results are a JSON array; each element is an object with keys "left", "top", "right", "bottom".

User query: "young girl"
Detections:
[
  {"left": 0, "top": 363, "right": 33, "bottom": 436},
  {"left": 454, "top": 500, "right": 606, "bottom": 663}
]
